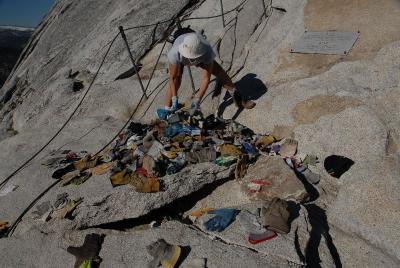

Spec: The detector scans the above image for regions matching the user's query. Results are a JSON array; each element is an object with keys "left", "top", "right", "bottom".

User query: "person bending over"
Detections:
[{"left": 164, "top": 32, "right": 255, "bottom": 115}]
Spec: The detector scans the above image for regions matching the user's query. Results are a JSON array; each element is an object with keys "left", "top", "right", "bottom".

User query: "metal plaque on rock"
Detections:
[{"left": 291, "top": 31, "right": 359, "bottom": 55}]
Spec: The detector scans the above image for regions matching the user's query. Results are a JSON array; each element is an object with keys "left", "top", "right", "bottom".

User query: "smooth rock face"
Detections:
[
  {"left": 239, "top": 155, "right": 308, "bottom": 202},
  {"left": 99, "top": 221, "right": 288, "bottom": 268},
  {"left": 0, "top": 228, "right": 75, "bottom": 267},
  {"left": 328, "top": 158, "right": 400, "bottom": 262},
  {"left": 218, "top": 0, "right": 265, "bottom": 72},
  {"left": 0, "top": 221, "right": 288, "bottom": 268}
]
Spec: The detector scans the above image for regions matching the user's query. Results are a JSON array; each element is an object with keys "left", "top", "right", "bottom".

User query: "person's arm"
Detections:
[
  {"left": 165, "top": 64, "right": 182, "bottom": 107},
  {"left": 196, "top": 62, "right": 213, "bottom": 101}
]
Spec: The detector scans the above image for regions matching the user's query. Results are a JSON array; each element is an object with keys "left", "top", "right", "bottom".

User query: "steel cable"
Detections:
[
  {"left": 3, "top": 0, "right": 253, "bottom": 236},
  {"left": 3, "top": 33, "right": 120, "bottom": 237},
  {"left": 5, "top": 30, "right": 170, "bottom": 236},
  {"left": 1, "top": 0, "right": 249, "bottom": 190},
  {"left": 124, "top": 0, "right": 247, "bottom": 31},
  {"left": 0, "top": 33, "right": 120, "bottom": 190}
]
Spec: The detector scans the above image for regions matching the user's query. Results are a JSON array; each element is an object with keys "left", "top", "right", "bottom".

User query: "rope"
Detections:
[{"left": 0, "top": 33, "right": 120, "bottom": 190}]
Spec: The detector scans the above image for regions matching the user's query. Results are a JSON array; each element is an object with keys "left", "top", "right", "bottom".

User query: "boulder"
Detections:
[
  {"left": 239, "top": 155, "right": 308, "bottom": 202},
  {"left": 73, "top": 163, "right": 231, "bottom": 228}
]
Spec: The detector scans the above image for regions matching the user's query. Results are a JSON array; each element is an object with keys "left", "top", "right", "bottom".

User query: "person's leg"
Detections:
[
  {"left": 209, "top": 61, "right": 255, "bottom": 109},
  {"left": 165, "top": 64, "right": 183, "bottom": 108},
  {"left": 209, "top": 61, "right": 235, "bottom": 91}
]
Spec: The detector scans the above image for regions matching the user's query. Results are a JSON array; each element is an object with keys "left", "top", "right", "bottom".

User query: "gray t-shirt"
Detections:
[{"left": 167, "top": 33, "right": 216, "bottom": 66}]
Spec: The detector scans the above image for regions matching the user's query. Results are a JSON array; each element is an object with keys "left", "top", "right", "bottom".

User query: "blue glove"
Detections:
[
  {"left": 203, "top": 208, "right": 237, "bottom": 232},
  {"left": 241, "top": 142, "right": 257, "bottom": 154},
  {"left": 189, "top": 98, "right": 200, "bottom": 116},
  {"left": 156, "top": 108, "right": 170, "bottom": 120}
]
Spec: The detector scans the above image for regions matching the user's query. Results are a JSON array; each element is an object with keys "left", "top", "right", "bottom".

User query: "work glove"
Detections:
[
  {"left": 203, "top": 208, "right": 237, "bottom": 232},
  {"left": 189, "top": 97, "right": 200, "bottom": 116}
]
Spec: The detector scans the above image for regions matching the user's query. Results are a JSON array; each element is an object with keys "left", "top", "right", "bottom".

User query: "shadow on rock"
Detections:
[
  {"left": 217, "top": 73, "right": 267, "bottom": 119},
  {"left": 294, "top": 170, "right": 319, "bottom": 202},
  {"left": 175, "top": 245, "right": 192, "bottom": 267},
  {"left": 295, "top": 204, "right": 342, "bottom": 268},
  {"left": 235, "top": 73, "right": 268, "bottom": 100},
  {"left": 90, "top": 177, "right": 232, "bottom": 231},
  {"left": 114, "top": 64, "right": 143, "bottom": 80},
  {"left": 287, "top": 201, "right": 301, "bottom": 227}
]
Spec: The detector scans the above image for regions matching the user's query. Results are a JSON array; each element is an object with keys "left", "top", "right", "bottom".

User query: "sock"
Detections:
[{"left": 171, "top": 96, "right": 178, "bottom": 111}]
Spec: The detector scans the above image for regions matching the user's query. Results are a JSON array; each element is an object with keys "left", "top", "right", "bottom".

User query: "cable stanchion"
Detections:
[
  {"left": 119, "top": 26, "right": 148, "bottom": 99},
  {"left": 94, "top": 27, "right": 171, "bottom": 156},
  {"left": 219, "top": 0, "right": 226, "bottom": 28}
]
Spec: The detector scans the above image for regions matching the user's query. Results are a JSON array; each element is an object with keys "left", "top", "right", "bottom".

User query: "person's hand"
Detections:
[{"left": 189, "top": 97, "right": 200, "bottom": 115}]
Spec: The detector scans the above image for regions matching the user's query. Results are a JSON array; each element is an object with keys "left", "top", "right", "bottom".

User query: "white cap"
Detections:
[{"left": 178, "top": 33, "right": 208, "bottom": 59}]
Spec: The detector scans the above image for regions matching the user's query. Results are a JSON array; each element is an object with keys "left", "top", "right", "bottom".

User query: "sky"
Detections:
[{"left": 0, "top": 0, "right": 55, "bottom": 27}]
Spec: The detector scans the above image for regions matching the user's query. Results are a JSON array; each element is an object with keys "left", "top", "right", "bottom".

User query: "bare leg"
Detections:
[
  {"left": 209, "top": 61, "right": 235, "bottom": 91},
  {"left": 200, "top": 61, "right": 255, "bottom": 109},
  {"left": 197, "top": 60, "right": 233, "bottom": 104},
  {"left": 165, "top": 64, "right": 183, "bottom": 107}
]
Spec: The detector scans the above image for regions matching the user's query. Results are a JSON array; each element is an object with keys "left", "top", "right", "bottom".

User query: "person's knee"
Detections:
[
  {"left": 212, "top": 62, "right": 233, "bottom": 88},
  {"left": 218, "top": 73, "right": 234, "bottom": 89}
]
